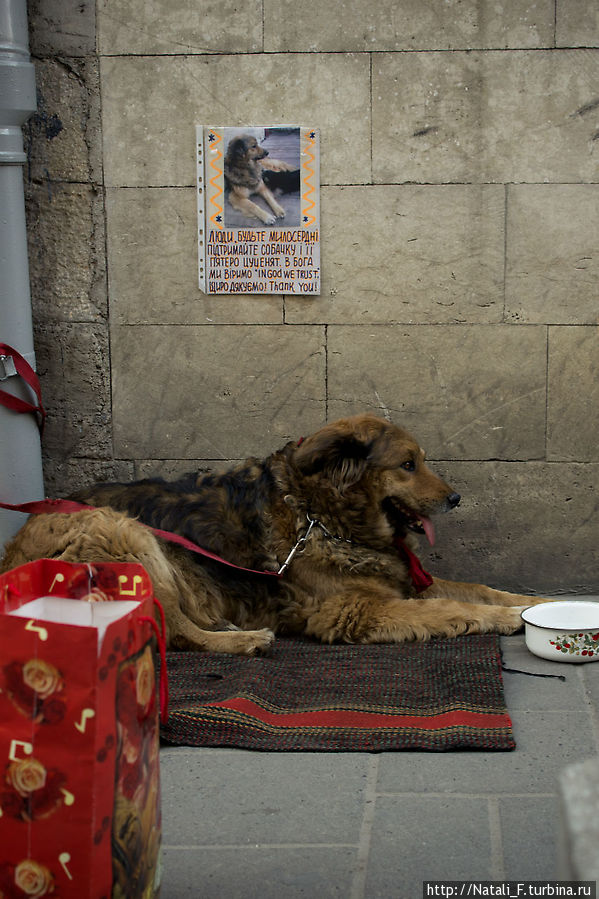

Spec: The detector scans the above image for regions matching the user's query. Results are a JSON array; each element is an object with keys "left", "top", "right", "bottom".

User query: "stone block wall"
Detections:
[{"left": 23, "top": 0, "right": 599, "bottom": 592}]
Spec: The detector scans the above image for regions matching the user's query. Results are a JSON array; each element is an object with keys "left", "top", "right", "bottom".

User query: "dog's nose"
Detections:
[{"left": 447, "top": 492, "right": 461, "bottom": 508}]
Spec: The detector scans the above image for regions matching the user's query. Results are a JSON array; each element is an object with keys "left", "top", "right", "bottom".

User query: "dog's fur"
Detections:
[
  {"left": 224, "top": 134, "right": 295, "bottom": 225},
  {"left": 0, "top": 414, "right": 550, "bottom": 654},
  {"left": 262, "top": 168, "right": 301, "bottom": 195}
]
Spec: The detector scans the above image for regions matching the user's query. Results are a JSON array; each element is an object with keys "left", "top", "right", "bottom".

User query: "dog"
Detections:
[
  {"left": 224, "top": 133, "right": 296, "bottom": 225},
  {"left": 0, "top": 414, "right": 551, "bottom": 655},
  {"left": 262, "top": 168, "right": 301, "bottom": 195}
]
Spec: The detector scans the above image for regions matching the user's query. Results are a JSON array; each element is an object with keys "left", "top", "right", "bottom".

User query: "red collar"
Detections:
[{"left": 393, "top": 537, "right": 434, "bottom": 593}]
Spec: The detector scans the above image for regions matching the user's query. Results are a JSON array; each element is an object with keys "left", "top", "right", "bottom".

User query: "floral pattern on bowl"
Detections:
[{"left": 549, "top": 631, "right": 599, "bottom": 658}]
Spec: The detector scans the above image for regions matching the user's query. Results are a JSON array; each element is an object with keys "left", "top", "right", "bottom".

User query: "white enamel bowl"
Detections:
[{"left": 521, "top": 601, "right": 599, "bottom": 662}]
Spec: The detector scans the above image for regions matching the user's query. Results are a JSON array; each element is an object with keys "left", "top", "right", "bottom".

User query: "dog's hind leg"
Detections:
[
  {"left": 96, "top": 524, "right": 276, "bottom": 655},
  {"left": 112, "top": 540, "right": 275, "bottom": 653},
  {"left": 66, "top": 534, "right": 275, "bottom": 655},
  {"left": 3, "top": 510, "right": 275, "bottom": 655}
]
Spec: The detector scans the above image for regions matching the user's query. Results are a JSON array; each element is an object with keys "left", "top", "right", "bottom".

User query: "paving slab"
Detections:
[
  {"left": 501, "top": 636, "right": 590, "bottom": 711},
  {"left": 499, "top": 795, "right": 559, "bottom": 879},
  {"left": 365, "top": 795, "right": 493, "bottom": 896},
  {"left": 375, "top": 710, "right": 596, "bottom": 796},
  {"left": 160, "top": 749, "right": 370, "bottom": 846},
  {"left": 162, "top": 846, "right": 356, "bottom": 898}
]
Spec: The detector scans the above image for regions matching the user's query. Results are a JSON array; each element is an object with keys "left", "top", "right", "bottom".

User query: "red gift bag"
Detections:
[{"left": 0, "top": 559, "right": 164, "bottom": 899}]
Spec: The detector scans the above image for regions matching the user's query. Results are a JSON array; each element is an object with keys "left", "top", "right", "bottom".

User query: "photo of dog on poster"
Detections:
[{"left": 223, "top": 127, "right": 301, "bottom": 227}]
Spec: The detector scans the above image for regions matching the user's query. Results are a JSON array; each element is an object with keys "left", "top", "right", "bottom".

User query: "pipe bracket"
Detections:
[{"left": 0, "top": 352, "right": 36, "bottom": 380}]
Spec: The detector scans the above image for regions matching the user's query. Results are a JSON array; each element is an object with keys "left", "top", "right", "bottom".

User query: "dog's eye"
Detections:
[{"left": 401, "top": 460, "right": 416, "bottom": 472}]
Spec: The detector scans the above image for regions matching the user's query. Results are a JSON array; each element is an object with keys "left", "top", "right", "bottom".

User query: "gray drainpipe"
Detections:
[{"left": 0, "top": 0, "right": 45, "bottom": 551}]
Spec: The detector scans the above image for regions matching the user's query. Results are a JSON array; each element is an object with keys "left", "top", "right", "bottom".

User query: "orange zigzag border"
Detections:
[
  {"left": 207, "top": 130, "right": 224, "bottom": 229},
  {"left": 301, "top": 129, "right": 317, "bottom": 227}
]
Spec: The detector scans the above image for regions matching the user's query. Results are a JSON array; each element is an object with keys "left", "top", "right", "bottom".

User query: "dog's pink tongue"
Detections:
[{"left": 421, "top": 516, "right": 435, "bottom": 546}]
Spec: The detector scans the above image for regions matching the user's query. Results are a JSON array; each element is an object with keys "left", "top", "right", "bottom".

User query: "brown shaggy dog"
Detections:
[
  {"left": 0, "top": 414, "right": 549, "bottom": 654},
  {"left": 224, "top": 133, "right": 295, "bottom": 225}
]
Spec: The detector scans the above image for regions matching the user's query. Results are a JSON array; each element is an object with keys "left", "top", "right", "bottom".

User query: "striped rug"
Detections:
[{"left": 160, "top": 635, "right": 515, "bottom": 752}]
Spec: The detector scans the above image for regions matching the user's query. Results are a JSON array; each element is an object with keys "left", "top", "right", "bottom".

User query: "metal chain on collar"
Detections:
[{"left": 277, "top": 513, "right": 352, "bottom": 575}]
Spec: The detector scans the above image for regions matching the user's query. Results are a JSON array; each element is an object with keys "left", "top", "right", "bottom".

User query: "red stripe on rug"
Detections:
[{"left": 204, "top": 697, "right": 512, "bottom": 731}]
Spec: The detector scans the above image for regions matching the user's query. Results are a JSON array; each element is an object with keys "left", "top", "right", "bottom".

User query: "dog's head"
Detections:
[
  {"left": 225, "top": 134, "right": 269, "bottom": 165},
  {"left": 293, "top": 414, "right": 460, "bottom": 547}
]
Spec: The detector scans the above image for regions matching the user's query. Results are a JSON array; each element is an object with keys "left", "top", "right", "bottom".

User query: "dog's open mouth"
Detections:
[{"left": 382, "top": 498, "right": 436, "bottom": 546}]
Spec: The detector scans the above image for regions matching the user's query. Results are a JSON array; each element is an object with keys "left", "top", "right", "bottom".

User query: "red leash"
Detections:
[
  {"left": 0, "top": 499, "right": 95, "bottom": 516},
  {"left": 0, "top": 498, "right": 283, "bottom": 578},
  {"left": 0, "top": 343, "right": 47, "bottom": 435},
  {"left": 0, "top": 499, "right": 433, "bottom": 592}
]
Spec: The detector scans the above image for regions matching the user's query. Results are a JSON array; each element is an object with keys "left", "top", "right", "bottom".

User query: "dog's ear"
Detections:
[
  {"left": 294, "top": 421, "right": 374, "bottom": 490},
  {"left": 227, "top": 137, "right": 247, "bottom": 161}
]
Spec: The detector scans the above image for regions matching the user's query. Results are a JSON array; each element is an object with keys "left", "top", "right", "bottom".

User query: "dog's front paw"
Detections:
[
  {"left": 501, "top": 608, "right": 526, "bottom": 633},
  {"left": 240, "top": 628, "right": 276, "bottom": 655},
  {"left": 202, "top": 627, "right": 275, "bottom": 655}
]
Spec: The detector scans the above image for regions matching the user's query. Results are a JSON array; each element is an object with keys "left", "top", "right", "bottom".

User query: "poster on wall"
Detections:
[{"left": 196, "top": 125, "right": 320, "bottom": 296}]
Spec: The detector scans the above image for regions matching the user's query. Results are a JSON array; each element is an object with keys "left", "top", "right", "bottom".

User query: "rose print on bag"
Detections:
[
  {"left": 1, "top": 757, "right": 67, "bottom": 822},
  {"left": 22, "top": 660, "right": 62, "bottom": 699},
  {"left": 2, "top": 659, "right": 66, "bottom": 724},
  {"left": 135, "top": 646, "right": 155, "bottom": 710},
  {"left": 0, "top": 858, "right": 55, "bottom": 898}
]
